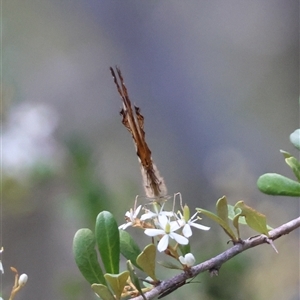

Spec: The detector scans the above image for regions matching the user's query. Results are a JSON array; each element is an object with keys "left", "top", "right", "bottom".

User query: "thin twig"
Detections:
[{"left": 131, "top": 216, "right": 300, "bottom": 300}]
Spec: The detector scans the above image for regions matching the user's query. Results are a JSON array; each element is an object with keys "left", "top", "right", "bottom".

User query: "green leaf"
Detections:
[
  {"left": 91, "top": 284, "right": 115, "bottom": 300},
  {"left": 232, "top": 211, "right": 242, "bottom": 239},
  {"left": 228, "top": 205, "right": 246, "bottom": 224},
  {"left": 178, "top": 243, "right": 190, "bottom": 256},
  {"left": 257, "top": 173, "right": 300, "bottom": 196},
  {"left": 127, "top": 260, "right": 147, "bottom": 300},
  {"left": 280, "top": 150, "right": 292, "bottom": 159},
  {"left": 95, "top": 211, "right": 120, "bottom": 274},
  {"left": 73, "top": 228, "right": 105, "bottom": 285},
  {"left": 290, "top": 129, "right": 300, "bottom": 150},
  {"left": 136, "top": 244, "right": 158, "bottom": 281},
  {"left": 119, "top": 229, "right": 142, "bottom": 269},
  {"left": 197, "top": 208, "right": 237, "bottom": 241},
  {"left": 216, "top": 196, "right": 229, "bottom": 223},
  {"left": 228, "top": 205, "right": 273, "bottom": 231},
  {"left": 157, "top": 260, "right": 182, "bottom": 270},
  {"left": 105, "top": 271, "right": 129, "bottom": 300},
  {"left": 234, "top": 201, "right": 269, "bottom": 236},
  {"left": 285, "top": 156, "right": 300, "bottom": 181}
]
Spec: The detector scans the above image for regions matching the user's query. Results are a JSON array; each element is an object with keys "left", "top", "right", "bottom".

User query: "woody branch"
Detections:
[{"left": 131, "top": 216, "right": 300, "bottom": 300}]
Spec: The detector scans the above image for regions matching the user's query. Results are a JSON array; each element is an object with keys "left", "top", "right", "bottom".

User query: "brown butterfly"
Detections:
[{"left": 110, "top": 67, "right": 167, "bottom": 201}]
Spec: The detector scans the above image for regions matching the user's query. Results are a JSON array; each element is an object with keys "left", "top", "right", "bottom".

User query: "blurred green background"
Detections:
[{"left": 1, "top": 1, "right": 299, "bottom": 299}]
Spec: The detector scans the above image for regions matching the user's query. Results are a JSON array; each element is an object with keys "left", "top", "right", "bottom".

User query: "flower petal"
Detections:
[
  {"left": 179, "top": 256, "right": 186, "bottom": 265},
  {"left": 144, "top": 229, "right": 165, "bottom": 237},
  {"left": 134, "top": 205, "right": 142, "bottom": 217},
  {"left": 119, "top": 222, "right": 133, "bottom": 230},
  {"left": 157, "top": 235, "right": 169, "bottom": 252},
  {"left": 169, "top": 232, "right": 189, "bottom": 245},
  {"left": 169, "top": 220, "right": 181, "bottom": 232},
  {"left": 158, "top": 215, "right": 168, "bottom": 229},
  {"left": 182, "top": 224, "right": 192, "bottom": 237},
  {"left": 190, "top": 222, "right": 210, "bottom": 231},
  {"left": 140, "top": 211, "right": 156, "bottom": 221}
]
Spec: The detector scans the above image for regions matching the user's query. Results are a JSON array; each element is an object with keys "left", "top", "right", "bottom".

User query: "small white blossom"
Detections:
[
  {"left": 177, "top": 206, "right": 210, "bottom": 238},
  {"left": 144, "top": 215, "right": 188, "bottom": 252},
  {"left": 179, "top": 253, "right": 196, "bottom": 267},
  {"left": 119, "top": 205, "right": 142, "bottom": 230}
]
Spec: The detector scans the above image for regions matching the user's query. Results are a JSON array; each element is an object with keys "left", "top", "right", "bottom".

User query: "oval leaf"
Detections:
[
  {"left": 137, "top": 244, "right": 157, "bottom": 281},
  {"left": 257, "top": 173, "right": 300, "bottom": 196},
  {"left": 95, "top": 211, "right": 120, "bottom": 274},
  {"left": 234, "top": 201, "right": 269, "bottom": 236},
  {"left": 105, "top": 271, "right": 129, "bottom": 300},
  {"left": 91, "top": 284, "right": 115, "bottom": 300},
  {"left": 216, "top": 196, "right": 229, "bottom": 223},
  {"left": 229, "top": 204, "right": 273, "bottom": 230},
  {"left": 232, "top": 212, "right": 241, "bottom": 239},
  {"left": 197, "top": 208, "right": 237, "bottom": 241},
  {"left": 73, "top": 228, "right": 105, "bottom": 285},
  {"left": 119, "top": 229, "right": 142, "bottom": 269}
]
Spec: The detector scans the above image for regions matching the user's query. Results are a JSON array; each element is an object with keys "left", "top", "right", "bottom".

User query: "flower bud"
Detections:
[
  {"left": 183, "top": 204, "right": 190, "bottom": 222},
  {"left": 18, "top": 273, "right": 28, "bottom": 286},
  {"left": 179, "top": 253, "right": 196, "bottom": 267}
]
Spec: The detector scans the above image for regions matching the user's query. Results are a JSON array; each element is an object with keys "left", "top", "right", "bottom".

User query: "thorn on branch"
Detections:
[{"left": 265, "top": 237, "right": 279, "bottom": 253}]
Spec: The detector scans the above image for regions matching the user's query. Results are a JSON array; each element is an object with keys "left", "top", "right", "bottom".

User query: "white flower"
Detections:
[
  {"left": 140, "top": 203, "right": 173, "bottom": 221},
  {"left": 177, "top": 206, "right": 210, "bottom": 238},
  {"left": 119, "top": 205, "right": 142, "bottom": 230},
  {"left": 179, "top": 253, "right": 196, "bottom": 267},
  {"left": 18, "top": 273, "right": 28, "bottom": 286},
  {"left": 144, "top": 215, "right": 188, "bottom": 252}
]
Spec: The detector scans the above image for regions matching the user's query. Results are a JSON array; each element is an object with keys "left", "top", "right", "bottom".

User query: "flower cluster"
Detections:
[{"left": 119, "top": 197, "right": 210, "bottom": 267}]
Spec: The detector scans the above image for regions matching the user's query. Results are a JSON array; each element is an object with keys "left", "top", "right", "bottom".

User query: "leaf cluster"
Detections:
[
  {"left": 73, "top": 211, "right": 158, "bottom": 300},
  {"left": 257, "top": 129, "right": 300, "bottom": 197},
  {"left": 197, "top": 196, "right": 271, "bottom": 243}
]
